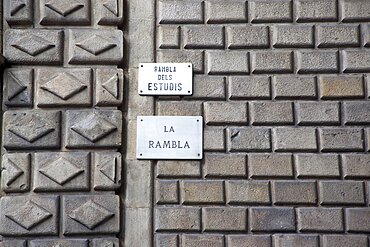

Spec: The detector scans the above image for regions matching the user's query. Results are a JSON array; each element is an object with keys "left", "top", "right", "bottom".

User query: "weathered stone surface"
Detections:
[
  {"left": 322, "top": 235, "right": 368, "bottom": 247},
  {"left": 296, "top": 0, "right": 338, "bottom": 22},
  {"left": 34, "top": 152, "right": 90, "bottom": 192},
  {"left": 1, "top": 153, "right": 31, "bottom": 193},
  {"left": 4, "top": 0, "right": 33, "bottom": 25},
  {"left": 346, "top": 208, "right": 370, "bottom": 232},
  {"left": 251, "top": 51, "right": 294, "bottom": 73},
  {"left": 342, "top": 154, "right": 370, "bottom": 178},
  {"left": 229, "top": 76, "right": 271, "bottom": 100},
  {"left": 273, "top": 128, "right": 317, "bottom": 151},
  {"left": 319, "top": 75, "right": 365, "bottom": 99},
  {"left": 156, "top": 180, "right": 179, "bottom": 204},
  {"left": 36, "top": 68, "right": 92, "bottom": 107},
  {"left": 227, "top": 26, "right": 269, "bottom": 49},
  {"left": 3, "top": 110, "right": 61, "bottom": 150},
  {"left": 295, "top": 154, "right": 340, "bottom": 178},
  {"left": 95, "top": 68, "right": 124, "bottom": 106},
  {"left": 273, "top": 235, "right": 319, "bottom": 247},
  {"left": 319, "top": 181, "right": 365, "bottom": 205},
  {"left": 65, "top": 110, "right": 122, "bottom": 148},
  {"left": 202, "top": 207, "right": 247, "bottom": 231},
  {"left": 68, "top": 29, "right": 123, "bottom": 65},
  {"left": 4, "top": 29, "right": 64, "bottom": 65},
  {"left": 63, "top": 195, "right": 119, "bottom": 235},
  {"left": 158, "top": 1, "right": 204, "bottom": 24},
  {"left": 156, "top": 160, "right": 201, "bottom": 178},
  {"left": 207, "top": 51, "right": 249, "bottom": 75},
  {"left": 272, "top": 181, "right": 317, "bottom": 205},
  {"left": 273, "top": 76, "right": 316, "bottom": 99},
  {"left": 250, "top": 207, "right": 296, "bottom": 232},
  {"left": 226, "top": 180, "right": 271, "bottom": 204},
  {"left": 184, "top": 26, "right": 224, "bottom": 49},
  {"left": 297, "top": 102, "right": 340, "bottom": 125},
  {"left": 273, "top": 25, "right": 314, "bottom": 48},
  {"left": 319, "top": 128, "right": 364, "bottom": 151},
  {"left": 155, "top": 207, "right": 201, "bottom": 231},
  {"left": 297, "top": 51, "right": 339, "bottom": 73},
  {"left": 93, "top": 152, "right": 122, "bottom": 191},
  {"left": 297, "top": 208, "right": 344, "bottom": 232},
  {"left": 91, "top": 238, "right": 120, "bottom": 247},
  {"left": 180, "top": 181, "right": 224, "bottom": 204},
  {"left": 204, "top": 102, "right": 247, "bottom": 125},
  {"left": 317, "top": 24, "right": 360, "bottom": 47},
  {"left": 249, "top": 154, "right": 294, "bottom": 178},
  {"left": 0, "top": 195, "right": 59, "bottom": 236},
  {"left": 182, "top": 234, "right": 224, "bottom": 247},
  {"left": 29, "top": 239, "right": 88, "bottom": 247},
  {"left": 206, "top": 1, "right": 247, "bottom": 23},
  {"left": 250, "top": 101, "right": 294, "bottom": 125},
  {"left": 227, "top": 235, "right": 272, "bottom": 247},
  {"left": 228, "top": 127, "right": 271, "bottom": 152},
  {"left": 3, "top": 68, "right": 33, "bottom": 108},
  {"left": 204, "top": 153, "right": 247, "bottom": 178},
  {"left": 249, "top": 0, "right": 293, "bottom": 23}
]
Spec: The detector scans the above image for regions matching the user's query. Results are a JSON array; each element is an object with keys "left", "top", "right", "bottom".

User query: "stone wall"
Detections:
[{"left": 154, "top": 0, "right": 370, "bottom": 246}]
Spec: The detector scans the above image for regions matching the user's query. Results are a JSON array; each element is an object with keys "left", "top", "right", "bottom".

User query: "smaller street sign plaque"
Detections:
[
  {"left": 136, "top": 116, "right": 203, "bottom": 160},
  {"left": 138, "top": 63, "right": 193, "bottom": 95}
]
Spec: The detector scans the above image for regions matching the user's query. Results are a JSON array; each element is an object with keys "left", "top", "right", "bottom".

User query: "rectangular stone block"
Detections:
[
  {"left": 180, "top": 181, "right": 224, "bottom": 204},
  {"left": 342, "top": 50, "right": 370, "bottom": 73},
  {"left": 206, "top": 1, "right": 247, "bottom": 23},
  {"left": 202, "top": 207, "right": 247, "bottom": 231},
  {"left": 182, "top": 234, "right": 224, "bottom": 247},
  {"left": 157, "top": 50, "right": 204, "bottom": 73},
  {"left": 158, "top": 26, "right": 180, "bottom": 49},
  {"left": 250, "top": 101, "right": 294, "bottom": 125},
  {"left": 344, "top": 101, "right": 370, "bottom": 124},
  {"left": 273, "top": 127, "right": 317, "bottom": 151},
  {"left": 273, "top": 235, "right": 319, "bottom": 247},
  {"left": 249, "top": 154, "right": 294, "bottom": 178},
  {"left": 0, "top": 195, "right": 59, "bottom": 236},
  {"left": 226, "top": 180, "right": 271, "bottom": 204},
  {"left": 365, "top": 24, "right": 370, "bottom": 47},
  {"left": 272, "top": 181, "right": 317, "bottom": 205},
  {"left": 0, "top": 240, "right": 27, "bottom": 247},
  {"left": 4, "top": 29, "right": 63, "bottom": 65},
  {"left": 36, "top": 68, "right": 92, "bottom": 107},
  {"left": 229, "top": 76, "right": 271, "bottom": 100},
  {"left": 249, "top": 0, "right": 293, "bottom": 23},
  {"left": 29, "top": 240, "right": 88, "bottom": 247},
  {"left": 319, "top": 75, "right": 365, "bottom": 99},
  {"left": 295, "top": 154, "right": 340, "bottom": 178},
  {"left": 319, "top": 181, "right": 365, "bottom": 205},
  {"left": 204, "top": 102, "right": 247, "bottom": 125},
  {"left": 228, "top": 235, "right": 272, "bottom": 247},
  {"left": 96, "top": 0, "right": 124, "bottom": 25},
  {"left": 346, "top": 208, "right": 370, "bottom": 232},
  {"left": 155, "top": 234, "right": 178, "bottom": 247},
  {"left": 63, "top": 195, "right": 119, "bottom": 235},
  {"left": 322, "top": 235, "right": 368, "bottom": 247},
  {"left": 250, "top": 207, "right": 296, "bottom": 232},
  {"left": 158, "top": 101, "right": 202, "bottom": 116},
  {"left": 204, "top": 126, "right": 226, "bottom": 151},
  {"left": 95, "top": 68, "right": 124, "bottom": 107},
  {"left": 155, "top": 207, "right": 201, "bottom": 231},
  {"left": 319, "top": 128, "right": 364, "bottom": 151},
  {"left": 297, "top": 51, "right": 339, "bottom": 73},
  {"left": 93, "top": 152, "right": 121, "bottom": 191},
  {"left": 156, "top": 160, "right": 201, "bottom": 178},
  {"left": 156, "top": 180, "right": 179, "bottom": 204},
  {"left": 65, "top": 110, "right": 122, "bottom": 149},
  {"left": 342, "top": 154, "right": 370, "bottom": 178},
  {"left": 227, "top": 26, "right": 269, "bottom": 49},
  {"left": 317, "top": 24, "right": 360, "bottom": 47},
  {"left": 158, "top": 1, "right": 204, "bottom": 24},
  {"left": 272, "top": 25, "right": 314, "bottom": 48},
  {"left": 188, "top": 75, "right": 225, "bottom": 100},
  {"left": 204, "top": 153, "right": 247, "bottom": 178},
  {"left": 207, "top": 51, "right": 249, "bottom": 75},
  {"left": 4, "top": 0, "right": 33, "bottom": 25},
  {"left": 91, "top": 238, "right": 120, "bottom": 247},
  {"left": 273, "top": 76, "right": 317, "bottom": 99},
  {"left": 228, "top": 127, "right": 271, "bottom": 152},
  {"left": 251, "top": 51, "right": 294, "bottom": 73},
  {"left": 39, "top": 0, "right": 91, "bottom": 26},
  {"left": 296, "top": 0, "right": 338, "bottom": 22},
  {"left": 1, "top": 153, "right": 31, "bottom": 193},
  {"left": 3, "top": 68, "right": 33, "bottom": 108},
  {"left": 297, "top": 102, "right": 340, "bottom": 125},
  {"left": 34, "top": 152, "right": 90, "bottom": 192},
  {"left": 3, "top": 110, "right": 61, "bottom": 150},
  {"left": 68, "top": 29, "right": 123, "bottom": 65},
  {"left": 184, "top": 26, "right": 224, "bottom": 49},
  {"left": 342, "top": 0, "right": 370, "bottom": 22},
  {"left": 297, "top": 208, "right": 344, "bottom": 232}
]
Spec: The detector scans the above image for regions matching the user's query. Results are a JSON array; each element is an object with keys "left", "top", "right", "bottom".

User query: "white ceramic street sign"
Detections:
[
  {"left": 136, "top": 116, "right": 203, "bottom": 159},
  {"left": 138, "top": 63, "right": 193, "bottom": 95}
]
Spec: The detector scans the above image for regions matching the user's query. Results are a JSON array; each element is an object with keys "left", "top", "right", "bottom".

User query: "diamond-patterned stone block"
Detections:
[
  {"left": 66, "top": 110, "right": 122, "bottom": 149},
  {"left": 34, "top": 152, "right": 90, "bottom": 192},
  {"left": 0, "top": 196, "right": 59, "bottom": 236},
  {"left": 4, "top": 29, "right": 64, "bottom": 65},
  {"left": 1, "top": 153, "right": 31, "bottom": 193},
  {"left": 68, "top": 29, "right": 123, "bottom": 65},
  {"left": 3, "top": 110, "right": 61, "bottom": 150},
  {"left": 63, "top": 195, "right": 119, "bottom": 235},
  {"left": 93, "top": 152, "right": 122, "bottom": 191},
  {"left": 29, "top": 239, "right": 88, "bottom": 247},
  {"left": 4, "top": 0, "right": 33, "bottom": 25},
  {"left": 36, "top": 68, "right": 92, "bottom": 107},
  {"left": 95, "top": 68, "right": 124, "bottom": 106},
  {"left": 97, "top": 0, "right": 123, "bottom": 25},
  {"left": 3, "top": 68, "right": 33, "bottom": 108},
  {"left": 40, "top": 0, "right": 91, "bottom": 26}
]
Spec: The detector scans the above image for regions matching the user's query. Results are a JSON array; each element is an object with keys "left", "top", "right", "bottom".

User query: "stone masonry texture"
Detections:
[
  {"left": 154, "top": 0, "right": 370, "bottom": 246},
  {"left": 1, "top": 0, "right": 370, "bottom": 247}
]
